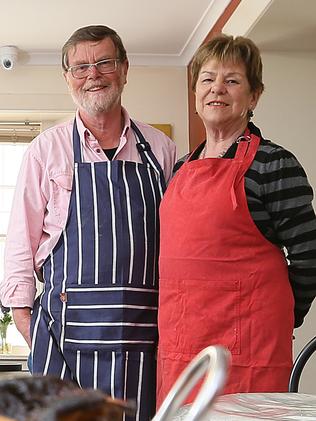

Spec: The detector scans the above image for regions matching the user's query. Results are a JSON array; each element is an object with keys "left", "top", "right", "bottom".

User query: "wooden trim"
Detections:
[
  {"left": 187, "top": 0, "right": 242, "bottom": 152},
  {"left": 202, "top": 0, "right": 242, "bottom": 44}
]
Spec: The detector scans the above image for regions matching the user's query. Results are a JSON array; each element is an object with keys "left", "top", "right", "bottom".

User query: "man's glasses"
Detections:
[{"left": 67, "top": 58, "right": 119, "bottom": 79}]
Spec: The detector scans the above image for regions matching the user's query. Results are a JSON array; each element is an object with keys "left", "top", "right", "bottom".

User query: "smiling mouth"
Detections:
[
  {"left": 85, "top": 85, "right": 108, "bottom": 92},
  {"left": 207, "top": 101, "right": 228, "bottom": 107}
]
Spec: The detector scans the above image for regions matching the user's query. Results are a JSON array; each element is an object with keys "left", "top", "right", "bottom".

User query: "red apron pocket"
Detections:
[{"left": 182, "top": 279, "right": 241, "bottom": 355}]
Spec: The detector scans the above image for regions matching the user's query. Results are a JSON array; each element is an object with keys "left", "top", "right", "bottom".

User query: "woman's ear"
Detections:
[{"left": 250, "top": 89, "right": 262, "bottom": 111}]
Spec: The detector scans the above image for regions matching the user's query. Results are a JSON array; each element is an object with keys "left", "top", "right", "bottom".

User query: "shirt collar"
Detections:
[{"left": 121, "top": 107, "right": 131, "bottom": 137}]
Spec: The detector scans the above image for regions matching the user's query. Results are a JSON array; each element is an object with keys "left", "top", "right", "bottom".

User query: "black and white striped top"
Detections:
[{"left": 175, "top": 122, "right": 316, "bottom": 328}]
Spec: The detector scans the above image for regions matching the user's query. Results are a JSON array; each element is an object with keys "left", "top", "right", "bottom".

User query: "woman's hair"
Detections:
[
  {"left": 190, "top": 33, "right": 264, "bottom": 94},
  {"left": 62, "top": 25, "right": 127, "bottom": 71}
]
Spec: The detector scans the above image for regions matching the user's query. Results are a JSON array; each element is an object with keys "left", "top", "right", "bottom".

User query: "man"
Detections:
[{"left": 0, "top": 25, "right": 176, "bottom": 421}]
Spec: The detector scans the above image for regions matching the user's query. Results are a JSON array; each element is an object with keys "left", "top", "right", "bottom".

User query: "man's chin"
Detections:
[
  {"left": 77, "top": 100, "right": 115, "bottom": 115},
  {"left": 72, "top": 90, "right": 120, "bottom": 116}
]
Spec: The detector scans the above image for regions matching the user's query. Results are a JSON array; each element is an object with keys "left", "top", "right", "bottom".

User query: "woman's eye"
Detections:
[
  {"left": 201, "top": 78, "right": 213, "bottom": 83},
  {"left": 226, "top": 79, "right": 238, "bottom": 84}
]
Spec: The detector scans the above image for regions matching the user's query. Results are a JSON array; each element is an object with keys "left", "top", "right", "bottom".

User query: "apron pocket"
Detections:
[
  {"left": 159, "top": 278, "right": 241, "bottom": 357},
  {"left": 183, "top": 279, "right": 241, "bottom": 355},
  {"left": 63, "top": 285, "right": 158, "bottom": 351},
  {"left": 49, "top": 173, "right": 73, "bottom": 228}
]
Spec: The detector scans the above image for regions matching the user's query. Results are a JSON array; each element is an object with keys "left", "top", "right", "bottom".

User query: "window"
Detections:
[
  {"left": 0, "top": 122, "right": 40, "bottom": 352},
  {"left": 0, "top": 143, "right": 29, "bottom": 280}
]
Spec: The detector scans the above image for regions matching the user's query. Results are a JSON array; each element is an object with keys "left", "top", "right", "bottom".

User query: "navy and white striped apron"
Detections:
[{"left": 31, "top": 120, "right": 166, "bottom": 421}]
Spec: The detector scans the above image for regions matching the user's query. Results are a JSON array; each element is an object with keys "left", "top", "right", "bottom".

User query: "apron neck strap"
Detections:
[
  {"left": 131, "top": 120, "right": 167, "bottom": 191},
  {"left": 131, "top": 120, "right": 152, "bottom": 161},
  {"left": 234, "top": 127, "right": 260, "bottom": 163}
]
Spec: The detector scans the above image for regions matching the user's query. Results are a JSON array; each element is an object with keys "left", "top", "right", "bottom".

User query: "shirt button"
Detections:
[{"left": 96, "top": 148, "right": 101, "bottom": 153}]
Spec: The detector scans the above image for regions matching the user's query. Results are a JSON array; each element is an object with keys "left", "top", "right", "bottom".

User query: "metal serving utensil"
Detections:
[{"left": 152, "top": 345, "right": 231, "bottom": 421}]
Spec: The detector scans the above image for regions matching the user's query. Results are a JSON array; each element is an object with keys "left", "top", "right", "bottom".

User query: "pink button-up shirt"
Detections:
[{"left": 0, "top": 109, "right": 176, "bottom": 308}]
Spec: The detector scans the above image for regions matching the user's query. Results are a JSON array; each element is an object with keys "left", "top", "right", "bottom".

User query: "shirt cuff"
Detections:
[{"left": 0, "top": 280, "right": 36, "bottom": 308}]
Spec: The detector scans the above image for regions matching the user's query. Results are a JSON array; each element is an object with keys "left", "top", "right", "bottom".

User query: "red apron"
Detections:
[{"left": 157, "top": 133, "right": 294, "bottom": 407}]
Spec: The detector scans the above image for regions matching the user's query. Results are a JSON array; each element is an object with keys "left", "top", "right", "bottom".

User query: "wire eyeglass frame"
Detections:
[{"left": 67, "top": 58, "right": 119, "bottom": 79}]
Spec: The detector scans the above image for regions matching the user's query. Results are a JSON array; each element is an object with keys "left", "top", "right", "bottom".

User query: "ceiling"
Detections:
[
  {"left": 0, "top": 0, "right": 315, "bottom": 68},
  {"left": 0, "top": 0, "right": 230, "bottom": 67},
  {"left": 248, "top": 0, "right": 316, "bottom": 52},
  {"left": 0, "top": 0, "right": 315, "bottom": 67}
]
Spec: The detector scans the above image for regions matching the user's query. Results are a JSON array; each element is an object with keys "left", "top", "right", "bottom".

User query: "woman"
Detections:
[{"left": 157, "top": 34, "right": 316, "bottom": 405}]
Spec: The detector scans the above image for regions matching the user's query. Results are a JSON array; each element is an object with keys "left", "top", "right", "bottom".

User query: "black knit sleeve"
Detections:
[
  {"left": 172, "top": 153, "right": 190, "bottom": 176},
  {"left": 245, "top": 141, "right": 316, "bottom": 328}
]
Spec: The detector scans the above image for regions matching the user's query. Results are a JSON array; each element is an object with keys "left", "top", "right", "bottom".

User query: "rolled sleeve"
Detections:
[{"left": 0, "top": 279, "right": 36, "bottom": 308}]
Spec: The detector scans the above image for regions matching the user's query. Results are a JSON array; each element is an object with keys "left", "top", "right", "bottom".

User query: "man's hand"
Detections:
[{"left": 12, "top": 307, "right": 32, "bottom": 348}]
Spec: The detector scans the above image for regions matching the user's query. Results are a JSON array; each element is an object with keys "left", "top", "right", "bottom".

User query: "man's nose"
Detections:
[{"left": 86, "top": 64, "right": 102, "bottom": 77}]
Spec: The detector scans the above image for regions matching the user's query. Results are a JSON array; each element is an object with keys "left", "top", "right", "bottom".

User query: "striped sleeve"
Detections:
[{"left": 245, "top": 140, "right": 316, "bottom": 328}]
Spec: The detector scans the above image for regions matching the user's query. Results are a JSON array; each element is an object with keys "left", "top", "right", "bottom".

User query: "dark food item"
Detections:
[{"left": 0, "top": 375, "right": 135, "bottom": 421}]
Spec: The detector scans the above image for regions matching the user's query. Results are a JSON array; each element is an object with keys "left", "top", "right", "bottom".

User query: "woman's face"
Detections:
[{"left": 195, "top": 58, "right": 260, "bottom": 130}]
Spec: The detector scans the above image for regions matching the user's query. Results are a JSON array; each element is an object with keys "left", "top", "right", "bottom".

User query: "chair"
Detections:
[{"left": 289, "top": 335, "right": 316, "bottom": 392}]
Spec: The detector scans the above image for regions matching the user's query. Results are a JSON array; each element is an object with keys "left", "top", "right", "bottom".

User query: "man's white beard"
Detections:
[{"left": 70, "top": 80, "right": 124, "bottom": 115}]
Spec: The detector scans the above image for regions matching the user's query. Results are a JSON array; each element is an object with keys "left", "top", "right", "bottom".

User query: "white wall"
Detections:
[
  {"left": 0, "top": 66, "right": 73, "bottom": 111},
  {"left": 0, "top": 64, "right": 189, "bottom": 157},
  {"left": 123, "top": 66, "right": 189, "bottom": 157},
  {"left": 255, "top": 51, "right": 316, "bottom": 393},
  {"left": 256, "top": 52, "right": 316, "bottom": 189}
]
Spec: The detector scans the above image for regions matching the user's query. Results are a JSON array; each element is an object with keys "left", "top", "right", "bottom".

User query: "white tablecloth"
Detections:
[{"left": 172, "top": 393, "right": 316, "bottom": 420}]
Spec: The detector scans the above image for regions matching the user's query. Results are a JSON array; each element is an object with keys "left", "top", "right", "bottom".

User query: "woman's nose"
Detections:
[{"left": 211, "top": 80, "right": 226, "bottom": 94}]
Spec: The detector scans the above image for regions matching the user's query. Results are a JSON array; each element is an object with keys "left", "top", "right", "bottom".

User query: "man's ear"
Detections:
[
  {"left": 63, "top": 72, "right": 73, "bottom": 93},
  {"left": 63, "top": 71, "right": 69, "bottom": 84},
  {"left": 122, "top": 59, "right": 129, "bottom": 84}
]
